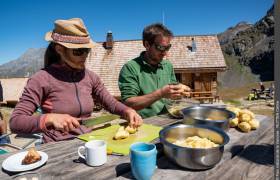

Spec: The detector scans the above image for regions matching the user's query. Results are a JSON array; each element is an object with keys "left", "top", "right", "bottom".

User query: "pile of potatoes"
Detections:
[
  {"left": 226, "top": 106, "right": 260, "bottom": 133},
  {"left": 113, "top": 126, "right": 137, "bottom": 140}
]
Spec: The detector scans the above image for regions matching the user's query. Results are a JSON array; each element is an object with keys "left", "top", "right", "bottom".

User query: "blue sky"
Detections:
[{"left": 0, "top": 0, "right": 274, "bottom": 65}]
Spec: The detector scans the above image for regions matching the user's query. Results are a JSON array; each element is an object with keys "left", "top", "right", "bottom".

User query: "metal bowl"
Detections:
[
  {"left": 165, "top": 98, "right": 200, "bottom": 119},
  {"left": 181, "top": 106, "right": 235, "bottom": 131},
  {"left": 159, "top": 124, "right": 230, "bottom": 169}
]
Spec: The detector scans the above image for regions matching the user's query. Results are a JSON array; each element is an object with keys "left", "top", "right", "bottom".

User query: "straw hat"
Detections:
[{"left": 45, "top": 18, "right": 95, "bottom": 48}]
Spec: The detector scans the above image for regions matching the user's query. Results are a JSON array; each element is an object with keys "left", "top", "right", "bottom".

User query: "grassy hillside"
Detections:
[
  {"left": 219, "top": 81, "right": 273, "bottom": 100},
  {"left": 218, "top": 53, "right": 259, "bottom": 88}
]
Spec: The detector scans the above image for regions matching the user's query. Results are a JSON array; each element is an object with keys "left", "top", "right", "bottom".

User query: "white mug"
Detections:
[{"left": 78, "top": 140, "right": 107, "bottom": 166}]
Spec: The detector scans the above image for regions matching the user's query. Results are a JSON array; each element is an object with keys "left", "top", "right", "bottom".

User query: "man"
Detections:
[
  {"left": 0, "top": 81, "right": 3, "bottom": 102},
  {"left": 259, "top": 82, "right": 265, "bottom": 92},
  {"left": 119, "top": 23, "right": 190, "bottom": 118}
]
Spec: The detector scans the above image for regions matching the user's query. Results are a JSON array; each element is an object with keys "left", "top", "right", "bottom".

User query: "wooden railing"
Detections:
[{"left": 189, "top": 91, "right": 219, "bottom": 104}]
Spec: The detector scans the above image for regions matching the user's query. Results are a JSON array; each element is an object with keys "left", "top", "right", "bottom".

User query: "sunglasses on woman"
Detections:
[
  {"left": 154, "top": 44, "right": 172, "bottom": 52},
  {"left": 72, "top": 48, "right": 91, "bottom": 56}
]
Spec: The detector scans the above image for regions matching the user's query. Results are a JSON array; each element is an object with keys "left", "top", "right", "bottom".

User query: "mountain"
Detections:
[
  {"left": 0, "top": 48, "right": 45, "bottom": 78},
  {"left": 218, "top": 5, "right": 274, "bottom": 87}
]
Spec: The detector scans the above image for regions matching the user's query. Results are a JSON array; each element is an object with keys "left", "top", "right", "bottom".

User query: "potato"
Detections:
[
  {"left": 239, "top": 109, "right": 255, "bottom": 119},
  {"left": 173, "top": 136, "right": 218, "bottom": 148},
  {"left": 238, "top": 122, "right": 251, "bottom": 132},
  {"left": 226, "top": 106, "right": 259, "bottom": 133},
  {"left": 178, "top": 83, "right": 191, "bottom": 97},
  {"left": 230, "top": 118, "right": 239, "bottom": 127},
  {"left": 114, "top": 126, "right": 129, "bottom": 140},
  {"left": 168, "top": 107, "right": 182, "bottom": 116},
  {"left": 125, "top": 126, "right": 137, "bottom": 134},
  {"left": 240, "top": 113, "right": 252, "bottom": 122},
  {"left": 248, "top": 119, "right": 260, "bottom": 130},
  {"left": 226, "top": 106, "right": 241, "bottom": 117}
]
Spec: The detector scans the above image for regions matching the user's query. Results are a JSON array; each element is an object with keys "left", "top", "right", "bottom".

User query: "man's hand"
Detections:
[
  {"left": 45, "top": 114, "right": 80, "bottom": 132},
  {"left": 179, "top": 83, "right": 191, "bottom": 97},
  {"left": 160, "top": 83, "right": 191, "bottom": 99}
]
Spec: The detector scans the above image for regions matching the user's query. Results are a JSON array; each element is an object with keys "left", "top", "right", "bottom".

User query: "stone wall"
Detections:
[{"left": 0, "top": 78, "right": 28, "bottom": 103}]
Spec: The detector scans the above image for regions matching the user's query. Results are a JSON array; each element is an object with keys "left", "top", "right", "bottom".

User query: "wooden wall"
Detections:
[{"left": 176, "top": 72, "right": 217, "bottom": 93}]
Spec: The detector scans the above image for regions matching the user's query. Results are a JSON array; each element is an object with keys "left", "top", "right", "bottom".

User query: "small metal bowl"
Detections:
[
  {"left": 181, "top": 106, "right": 235, "bottom": 131},
  {"left": 165, "top": 98, "right": 199, "bottom": 119},
  {"left": 159, "top": 124, "right": 230, "bottom": 169}
]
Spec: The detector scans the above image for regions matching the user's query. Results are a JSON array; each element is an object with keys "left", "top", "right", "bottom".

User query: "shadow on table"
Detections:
[
  {"left": 156, "top": 156, "right": 210, "bottom": 172},
  {"left": 115, "top": 162, "right": 135, "bottom": 179},
  {"left": 2, "top": 164, "right": 46, "bottom": 177},
  {"left": 230, "top": 144, "right": 274, "bottom": 165}
]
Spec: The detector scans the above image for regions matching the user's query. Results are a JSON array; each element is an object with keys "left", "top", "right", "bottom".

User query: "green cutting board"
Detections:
[{"left": 78, "top": 124, "right": 162, "bottom": 155}]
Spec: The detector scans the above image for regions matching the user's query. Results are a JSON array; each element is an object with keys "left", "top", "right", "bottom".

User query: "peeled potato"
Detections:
[
  {"left": 173, "top": 136, "right": 218, "bottom": 148},
  {"left": 248, "top": 119, "right": 260, "bottom": 130},
  {"left": 114, "top": 129, "right": 129, "bottom": 140},
  {"left": 114, "top": 126, "right": 129, "bottom": 140},
  {"left": 125, "top": 126, "right": 137, "bottom": 134},
  {"left": 168, "top": 107, "right": 182, "bottom": 116},
  {"left": 180, "top": 83, "right": 190, "bottom": 91},
  {"left": 117, "top": 126, "right": 125, "bottom": 132},
  {"left": 177, "top": 83, "right": 191, "bottom": 97},
  {"left": 238, "top": 122, "right": 251, "bottom": 132},
  {"left": 230, "top": 118, "right": 239, "bottom": 127}
]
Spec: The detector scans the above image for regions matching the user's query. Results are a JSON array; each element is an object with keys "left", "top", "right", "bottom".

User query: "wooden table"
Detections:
[{"left": 0, "top": 114, "right": 274, "bottom": 180}]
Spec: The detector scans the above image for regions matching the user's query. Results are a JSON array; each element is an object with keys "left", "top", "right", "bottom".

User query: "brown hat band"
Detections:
[{"left": 51, "top": 32, "right": 90, "bottom": 44}]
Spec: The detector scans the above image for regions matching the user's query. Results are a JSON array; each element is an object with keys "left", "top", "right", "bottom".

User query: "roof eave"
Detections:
[{"left": 174, "top": 67, "right": 227, "bottom": 73}]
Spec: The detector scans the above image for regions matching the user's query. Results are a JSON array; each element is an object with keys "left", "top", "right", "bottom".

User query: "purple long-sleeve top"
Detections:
[{"left": 10, "top": 63, "right": 128, "bottom": 143}]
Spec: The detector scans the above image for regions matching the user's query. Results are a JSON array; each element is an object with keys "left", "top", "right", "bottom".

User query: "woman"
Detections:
[{"left": 10, "top": 18, "right": 142, "bottom": 143}]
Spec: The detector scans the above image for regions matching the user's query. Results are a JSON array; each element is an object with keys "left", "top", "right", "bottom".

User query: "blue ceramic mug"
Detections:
[{"left": 130, "top": 142, "right": 157, "bottom": 180}]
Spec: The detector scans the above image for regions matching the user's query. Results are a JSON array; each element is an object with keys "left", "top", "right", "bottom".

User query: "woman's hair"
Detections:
[{"left": 44, "top": 42, "right": 61, "bottom": 68}]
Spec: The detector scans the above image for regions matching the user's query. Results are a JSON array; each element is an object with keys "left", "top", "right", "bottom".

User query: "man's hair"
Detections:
[{"left": 142, "top": 23, "right": 173, "bottom": 46}]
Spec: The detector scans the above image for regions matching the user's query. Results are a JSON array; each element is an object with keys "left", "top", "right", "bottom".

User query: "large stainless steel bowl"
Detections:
[
  {"left": 159, "top": 124, "right": 230, "bottom": 169},
  {"left": 181, "top": 106, "right": 235, "bottom": 131}
]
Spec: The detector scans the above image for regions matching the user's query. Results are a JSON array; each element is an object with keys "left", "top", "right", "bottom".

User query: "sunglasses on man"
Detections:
[
  {"left": 154, "top": 44, "right": 172, "bottom": 52},
  {"left": 72, "top": 48, "right": 91, "bottom": 56}
]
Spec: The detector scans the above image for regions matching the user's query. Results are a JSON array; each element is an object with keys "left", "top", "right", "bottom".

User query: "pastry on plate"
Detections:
[{"left": 22, "top": 148, "right": 41, "bottom": 165}]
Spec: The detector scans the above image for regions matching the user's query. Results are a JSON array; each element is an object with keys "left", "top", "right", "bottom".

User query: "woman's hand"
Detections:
[
  {"left": 44, "top": 113, "right": 80, "bottom": 132},
  {"left": 123, "top": 108, "right": 143, "bottom": 129}
]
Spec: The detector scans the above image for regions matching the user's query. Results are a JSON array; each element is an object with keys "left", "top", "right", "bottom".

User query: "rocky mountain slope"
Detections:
[
  {"left": 0, "top": 48, "right": 45, "bottom": 78},
  {"left": 218, "top": 5, "right": 274, "bottom": 87}
]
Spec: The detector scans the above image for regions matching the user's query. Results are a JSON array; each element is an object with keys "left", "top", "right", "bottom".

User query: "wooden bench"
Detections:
[
  {"left": 190, "top": 91, "right": 215, "bottom": 103},
  {"left": 193, "top": 96, "right": 214, "bottom": 103},
  {"left": 190, "top": 91, "right": 213, "bottom": 97}
]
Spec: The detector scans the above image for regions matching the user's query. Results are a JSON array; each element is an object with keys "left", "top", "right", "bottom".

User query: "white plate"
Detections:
[{"left": 2, "top": 151, "right": 48, "bottom": 172}]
